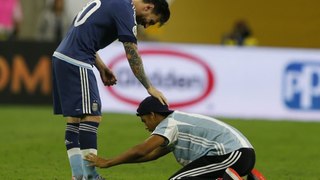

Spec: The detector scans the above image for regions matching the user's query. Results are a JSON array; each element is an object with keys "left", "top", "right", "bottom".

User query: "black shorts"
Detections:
[{"left": 169, "top": 148, "right": 255, "bottom": 180}]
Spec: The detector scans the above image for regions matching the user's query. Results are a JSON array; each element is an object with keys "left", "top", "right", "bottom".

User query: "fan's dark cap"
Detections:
[{"left": 136, "top": 96, "right": 174, "bottom": 116}]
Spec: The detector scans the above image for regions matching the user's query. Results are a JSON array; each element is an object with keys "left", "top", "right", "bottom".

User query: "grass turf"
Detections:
[{"left": 0, "top": 106, "right": 319, "bottom": 179}]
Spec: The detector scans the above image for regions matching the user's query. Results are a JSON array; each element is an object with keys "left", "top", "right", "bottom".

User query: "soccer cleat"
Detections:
[
  {"left": 247, "top": 168, "right": 266, "bottom": 180},
  {"left": 224, "top": 167, "right": 243, "bottom": 180}
]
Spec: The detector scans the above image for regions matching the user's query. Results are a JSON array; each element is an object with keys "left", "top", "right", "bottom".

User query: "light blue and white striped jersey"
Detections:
[{"left": 152, "top": 111, "right": 253, "bottom": 166}]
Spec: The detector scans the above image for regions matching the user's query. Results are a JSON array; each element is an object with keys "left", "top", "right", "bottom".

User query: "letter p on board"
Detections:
[{"left": 283, "top": 62, "right": 320, "bottom": 110}]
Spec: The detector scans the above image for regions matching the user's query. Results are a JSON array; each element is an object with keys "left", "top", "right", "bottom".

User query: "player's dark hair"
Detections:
[
  {"left": 143, "top": 0, "right": 170, "bottom": 26},
  {"left": 156, "top": 111, "right": 174, "bottom": 117}
]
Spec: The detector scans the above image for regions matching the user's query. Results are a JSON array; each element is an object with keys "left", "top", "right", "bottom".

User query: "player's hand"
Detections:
[
  {"left": 147, "top": 86, "right": 168, "bottom": 105},
  {"left": 85, "top": 153, "right": 109, "bottom": 168},
  {"left": 99, "top": 67, "right": 117, "bottom": 86}
]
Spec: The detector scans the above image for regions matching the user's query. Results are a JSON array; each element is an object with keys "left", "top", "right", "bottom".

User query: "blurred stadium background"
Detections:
[
  {"left": 17, "top": 0, "right": 320, "bottom": 48},
  {"left": 1, "top": 0, "right": 320, "bottom": 179}
]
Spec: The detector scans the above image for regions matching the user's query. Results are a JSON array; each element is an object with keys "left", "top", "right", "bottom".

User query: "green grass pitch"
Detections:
[{"left": 0, "top": 106, "right": 319, "bottom": 179}]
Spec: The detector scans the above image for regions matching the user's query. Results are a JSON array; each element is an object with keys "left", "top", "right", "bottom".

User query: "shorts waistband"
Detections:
[{"left": 53, "top": 51, "right": 93, "bottom": 70}]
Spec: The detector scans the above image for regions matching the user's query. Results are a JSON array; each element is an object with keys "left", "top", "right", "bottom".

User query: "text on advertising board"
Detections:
[
  {"left": 106, "top": 49, "right": 215, "bottom": 108},
  {"left": 283, "top": 61, "right": 320, "bottom": 110}
]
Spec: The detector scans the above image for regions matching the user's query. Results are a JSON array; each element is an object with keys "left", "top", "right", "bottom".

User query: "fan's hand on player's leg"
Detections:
[{"left": 85, "top": 153, "right": 109, "bottom": 168}]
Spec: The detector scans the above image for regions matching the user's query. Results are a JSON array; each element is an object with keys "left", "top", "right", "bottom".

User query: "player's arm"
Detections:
[
  {"left": 123, "top": 42, "right": 168, "bottom": 105},
  {"left": 85, "top": 134, "right": 168, "bottom": 168},
  {"left": 134, "top": 145, "right": 171, "bottom": 162},
  {"left": 94, "top": 53, "right": 117, "bottom": 86}
]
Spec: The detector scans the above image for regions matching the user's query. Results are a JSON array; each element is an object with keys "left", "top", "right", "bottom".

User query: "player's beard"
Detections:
[{"left": 136, "top": 15, "right": 147, "bottom": 27}]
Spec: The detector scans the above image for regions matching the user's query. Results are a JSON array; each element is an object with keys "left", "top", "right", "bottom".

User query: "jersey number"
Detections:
[{"left": 74, "top": 0, "right": 101, "bottom": 27}]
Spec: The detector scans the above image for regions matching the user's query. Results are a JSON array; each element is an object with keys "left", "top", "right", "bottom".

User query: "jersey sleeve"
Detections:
[
  {"left": 110, "top": 1, "right": 137, "bottom": 44},
  {"left": 152, "top": 119, "right": 178, "bottom": 147}
]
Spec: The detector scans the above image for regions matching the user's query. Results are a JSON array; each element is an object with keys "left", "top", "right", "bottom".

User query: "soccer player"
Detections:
[
  {"left": 52, "top": 0, "right": 170, "bottom": 179},
  {"left": 85, "top": 96, "right": 266, "bottom": 180}
]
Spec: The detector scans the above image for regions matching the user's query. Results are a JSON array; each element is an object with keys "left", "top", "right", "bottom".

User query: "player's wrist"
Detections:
[{"left": 147, "top": 85, "right": 155, "bottom": 92}]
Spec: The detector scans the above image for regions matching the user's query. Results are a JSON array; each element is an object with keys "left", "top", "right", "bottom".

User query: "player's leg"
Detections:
[
  {"left": 66, "top": 117, "right": 83, "bottom": 180},
  {"left": 52, "top": 58, "right": 83, "bottom": 179},
  {"left": 168, "top": 153, "right": 231, "bottom": 180},
  {"left": 77, "top": 66, "right": 104, "bottom": 180},
  {"left": 53, "top": 59, "right": 104, "bottom": 179},
  {"left": 168, "top": 148, "right": 255, "bottom": 180},
  {"left": 228, "top": 148, "right": 256, "bottom": 177},
  {"left": 80, "top": 115, "right": 102, "bottom": 179}
]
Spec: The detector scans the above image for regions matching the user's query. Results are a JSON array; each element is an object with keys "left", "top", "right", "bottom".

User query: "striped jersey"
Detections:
[{"left": 152, "top": 111, "right": 253, "bottom": 166}]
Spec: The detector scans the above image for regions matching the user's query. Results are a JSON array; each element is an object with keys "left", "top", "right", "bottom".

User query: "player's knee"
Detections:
[
  {"left": 81, "top": 115, "right": 102, "bottom": 123},
  {"left": 67, "top": 117, "right": 81, "bottom": 123}
]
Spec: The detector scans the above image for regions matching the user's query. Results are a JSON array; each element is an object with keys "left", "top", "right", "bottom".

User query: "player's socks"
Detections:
[
  {"left": 65, "top": 123, "right": 83, "bottom": 178},
  {"left": 79, "top": 121, "right": 99, "bottom": 179}
]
